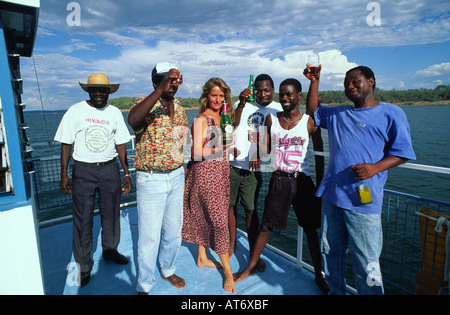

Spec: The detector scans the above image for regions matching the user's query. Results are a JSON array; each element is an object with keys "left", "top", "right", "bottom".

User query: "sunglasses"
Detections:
[{"left": 88, "top": 87, "right": 110, "bottom": 94}]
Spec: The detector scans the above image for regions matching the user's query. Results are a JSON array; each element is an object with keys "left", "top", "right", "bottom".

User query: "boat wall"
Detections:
[
  {"left": 0, "top": 1, "right": 44, "bottom": 294},
  {"left": 0, "top": 203, "right": 44, "bottom": 294}
]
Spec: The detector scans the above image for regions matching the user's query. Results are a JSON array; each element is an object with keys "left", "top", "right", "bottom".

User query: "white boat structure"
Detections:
[
  {"left": 0, "top": 0, "right": 449, "bottom": 296},
  {"left": 0, "top": 0, "right": 43, "bottom": 295}
]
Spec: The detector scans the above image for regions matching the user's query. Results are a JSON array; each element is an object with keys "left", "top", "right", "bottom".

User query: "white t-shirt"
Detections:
[
  {"left": 54, "top": 101, "right": 131, "bottom": 163},
  {"left": 230, "top": 100, "right": 282, "bottom": 171}
]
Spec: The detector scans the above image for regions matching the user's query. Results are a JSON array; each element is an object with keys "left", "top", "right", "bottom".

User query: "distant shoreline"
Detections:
[
  {"left": 306, "top": 99, "right": 450, "bottom": 108},
  {"left": 395, "top": 100, "right": 450, "bottom": 106},
  {"left": 119, "top": 100, "right": 450, "bottom": 112},
  {"left": 23, "top": 100, "right": 449, "bottom": 113}
]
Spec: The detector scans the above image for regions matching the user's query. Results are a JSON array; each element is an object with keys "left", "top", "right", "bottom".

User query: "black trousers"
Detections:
[{"left": 71, "top": 160, "right": 121, "bottom": 273}]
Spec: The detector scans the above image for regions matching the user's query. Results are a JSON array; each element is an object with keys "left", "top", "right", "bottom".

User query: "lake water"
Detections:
[{"left": 25, "top": 104, "right": 450, "bottom": 204}]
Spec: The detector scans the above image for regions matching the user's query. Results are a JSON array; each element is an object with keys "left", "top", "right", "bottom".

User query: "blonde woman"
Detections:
[{"left": 182, "top": 78, "right": 236, "bottom": 293}]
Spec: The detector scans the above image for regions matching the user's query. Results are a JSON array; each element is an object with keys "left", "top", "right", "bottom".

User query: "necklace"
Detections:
[
  {"left": 282, "top": 113, "right": 302, "bottom": 124},
  {"left": 159, "top": 97, "right": 173, "bottom": 106}
]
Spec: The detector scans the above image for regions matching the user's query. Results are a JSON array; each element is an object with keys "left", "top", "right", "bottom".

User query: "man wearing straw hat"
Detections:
[{"left": 55, "top": 73, "right": 132, "bottom": 287}]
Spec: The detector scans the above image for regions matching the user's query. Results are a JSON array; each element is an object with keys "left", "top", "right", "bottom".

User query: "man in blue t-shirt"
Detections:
[{"left": 304, "top": 65, "right": 416, "bottom": 295}]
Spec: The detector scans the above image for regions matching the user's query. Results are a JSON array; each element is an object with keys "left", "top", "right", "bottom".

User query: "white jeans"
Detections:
[{"left": 135, "top": 167, "right": 185, "bottom": 293}]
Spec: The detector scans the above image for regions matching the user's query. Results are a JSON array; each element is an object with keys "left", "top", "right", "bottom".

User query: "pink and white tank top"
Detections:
[{"left": 270, "top": 113, "right": 311, "bottom": 176}]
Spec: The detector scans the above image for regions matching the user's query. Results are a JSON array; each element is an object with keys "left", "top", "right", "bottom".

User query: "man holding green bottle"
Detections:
[{"left": 228, "top": 74, "right": 282, "bottom": 271}]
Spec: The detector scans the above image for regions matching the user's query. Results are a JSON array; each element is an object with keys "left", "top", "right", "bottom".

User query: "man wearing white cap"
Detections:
[
  {"left": 54, "top": 73, "right": 132, "bottom": 287},
  {"left": 128, "top": 63, "right": 188, "bottom": 294}
]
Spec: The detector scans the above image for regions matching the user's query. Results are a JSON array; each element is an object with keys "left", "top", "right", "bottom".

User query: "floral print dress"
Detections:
[{"left": 182, "top": 113, "right": 230, "bottom": 255}]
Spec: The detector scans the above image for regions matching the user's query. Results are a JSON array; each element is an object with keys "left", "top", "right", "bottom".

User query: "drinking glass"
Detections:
[
  {"left": 169, "top": 59, "right": 183, "bottom": 86},
  {"left": 248, "top": 129, "right": 260, "bottom": 144},
  {"left": 306, "top": 54, "right": 320, "bottom": 78}
]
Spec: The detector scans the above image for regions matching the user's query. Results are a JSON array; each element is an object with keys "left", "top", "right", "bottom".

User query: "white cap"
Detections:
[{"left": 152, "top": 62, "right": 179, "bottom": 78}]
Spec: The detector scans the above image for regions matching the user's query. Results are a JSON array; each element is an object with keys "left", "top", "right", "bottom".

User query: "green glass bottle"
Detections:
[
  {"left": 247, "top": 74, "right": 255, "bottom": 102},
  {"left": 220, "top": 101, "right": 233, "bottom": 145}
]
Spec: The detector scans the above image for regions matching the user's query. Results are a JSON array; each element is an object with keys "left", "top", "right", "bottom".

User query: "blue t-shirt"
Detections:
[{"left": 314, "top": 102, "right": 416, "bottom": 214}]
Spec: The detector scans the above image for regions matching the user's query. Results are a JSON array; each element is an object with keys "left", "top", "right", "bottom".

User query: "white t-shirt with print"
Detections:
[
  {"left": 230, "top": 100, "right": 282, "bottom": 171},
  {"left": 54, "top": 101, "right": 131, "bottom": 163}
]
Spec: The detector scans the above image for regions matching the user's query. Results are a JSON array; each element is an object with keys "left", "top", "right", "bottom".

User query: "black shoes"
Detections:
[
  {"left": 79, "top": 271, "right": 91, "bottom": 287},
  {"left": 78, "top": 250, "right": 129, "bottom": 287},
  {"left": 315, "top": 274, "right": 330, "bottom": 295},
  {"left": 103, "top": 249, "right": 129, "bottom": 265}
]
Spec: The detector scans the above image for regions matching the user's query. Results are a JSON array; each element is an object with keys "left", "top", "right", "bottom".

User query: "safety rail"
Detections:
[{"left": 30, "top": 152, "right": 450, "bottom": 295}]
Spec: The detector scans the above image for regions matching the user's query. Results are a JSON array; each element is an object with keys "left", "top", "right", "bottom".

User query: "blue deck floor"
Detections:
[{"left": 39, "top": 207, "right": 323, "bottom": 295}]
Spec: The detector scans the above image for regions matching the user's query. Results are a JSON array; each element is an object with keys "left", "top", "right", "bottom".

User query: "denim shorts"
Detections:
[{"left": 262, "top": 172, "right": 321, "bottom": 231}]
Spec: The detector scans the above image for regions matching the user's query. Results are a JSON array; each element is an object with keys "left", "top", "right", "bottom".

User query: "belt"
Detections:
[
  {"left": 137, "top": 166, "right": 181, "bottom": 174},
  {"left": 74, "top": 158, "right": 116, "bottom": 166},
  {"left": 231, "top": 166, "right": 253, "bottom": 175},
  {"left": 274, "top": 170, "right": 300, "bottom": 178}
]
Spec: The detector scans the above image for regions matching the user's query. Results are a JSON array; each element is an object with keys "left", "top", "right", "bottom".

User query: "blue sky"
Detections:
[{"left": 20, "top": 0, "right": 450, "bottom": 111}]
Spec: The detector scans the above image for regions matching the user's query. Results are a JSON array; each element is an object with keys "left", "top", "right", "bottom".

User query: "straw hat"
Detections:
[{"left": 79, "top": 73, "right": 120, "bottom": 94}]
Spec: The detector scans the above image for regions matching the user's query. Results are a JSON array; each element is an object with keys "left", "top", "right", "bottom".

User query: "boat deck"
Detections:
[{"left": 39, "top": 206, "right": 323, "bottom": 295}]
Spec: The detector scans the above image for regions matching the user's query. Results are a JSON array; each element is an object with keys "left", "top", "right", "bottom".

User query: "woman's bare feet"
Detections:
[
  {"left": 197, "top": 245, "right": 223, "bottom": 269},
  {"left": 197, "top": 257, "right": 223, "bottom": 269},
  {"left": 224, "top": 271, "right": 236, "bottom": 293}
]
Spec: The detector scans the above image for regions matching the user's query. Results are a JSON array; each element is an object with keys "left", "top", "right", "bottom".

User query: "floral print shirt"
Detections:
[{"left": 132, "top": 97, "right": 189, "bottom": 171}]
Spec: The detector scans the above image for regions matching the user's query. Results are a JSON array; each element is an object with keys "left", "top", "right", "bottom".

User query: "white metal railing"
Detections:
[
  {"left": 399, "top": 162, "right": 450, "bottom": 174},
  {"left": 310, "top": 149, "right": 450, "bottom": 175}
]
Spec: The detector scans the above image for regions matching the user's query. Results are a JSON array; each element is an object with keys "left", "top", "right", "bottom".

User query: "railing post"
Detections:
[{"left": 297, "top": 225, "right": 303, "bottom": 268}]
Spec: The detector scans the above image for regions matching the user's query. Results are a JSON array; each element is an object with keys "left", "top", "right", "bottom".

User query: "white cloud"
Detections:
[
  {"left": 96, "top": 31, "right": 144, "bottom": 47},
  {"left": 39, "top": 0, "right": 450, "bottom": 48},
  {"left": 70, "top": 39, "right": 96, "bottom": 51},
  {"left": 415, "top": 63, "right": 450, "bottom": 77},
  {"left": 85, "top": 41, "right": 358, "bottom": 97},
  {"left": 37, "top": 27, "right": 57, "bottom": 37},
  {"left": 23, "top": 40, "right": 359, "bottom": 111}
]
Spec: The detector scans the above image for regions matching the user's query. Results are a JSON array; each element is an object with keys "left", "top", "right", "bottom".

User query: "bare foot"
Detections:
[
  {"left": 197, "top": 257, "right": 223, "bottom": 269},
  {"left": 224, "top": 272, "right": 236, "bottom": 293},
  {"left": 161, "top": 274, "right": 186, "bottom": 289},
  {"left": 256, "top": 259, "right": 266, "bottom": 272},
  {"left": 233, "top": 266, "right": 257, "bottom": 283}
]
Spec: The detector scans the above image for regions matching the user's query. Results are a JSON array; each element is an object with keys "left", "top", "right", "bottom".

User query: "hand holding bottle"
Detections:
[{"left": 238, "top": 88, "right": 253, "bottom": 107}]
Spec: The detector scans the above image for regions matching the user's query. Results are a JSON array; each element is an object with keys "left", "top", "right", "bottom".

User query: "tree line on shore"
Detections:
[{"left": 109, "top": 84, "right": 450, "bottom": 110}]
